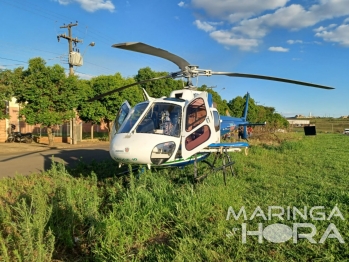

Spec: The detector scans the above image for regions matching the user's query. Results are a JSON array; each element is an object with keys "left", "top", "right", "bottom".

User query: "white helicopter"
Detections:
[{"left": 91, "top": 42, "right": 333, "bottom": 182}]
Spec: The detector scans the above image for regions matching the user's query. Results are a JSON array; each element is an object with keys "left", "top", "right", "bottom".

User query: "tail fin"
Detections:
[{"left": 242, "top": 92, "right": 250, "bottom": 121}]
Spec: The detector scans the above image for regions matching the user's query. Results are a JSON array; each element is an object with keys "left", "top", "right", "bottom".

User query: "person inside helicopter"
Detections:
[
  {"left": 159, "top": 110, "right": 172, "bottom": 135},
  {"left": 135, "top": 103, "right": 182, "bottom": 137}
]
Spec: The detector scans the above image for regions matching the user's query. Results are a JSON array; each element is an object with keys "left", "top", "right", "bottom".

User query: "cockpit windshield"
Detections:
[
  {"left": 117, "top": 102, "right": 149, "bottom": 134},
  {"left": 135, "top": 102, "right": 182, "bottom": 137}
]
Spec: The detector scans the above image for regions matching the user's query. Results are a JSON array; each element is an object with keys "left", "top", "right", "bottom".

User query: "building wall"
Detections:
[
  {"left": 287, "top": 120, "right": 310, "bottom": 125},
  {"left": 0, "top": 119, "right": 7, "bottom": 142},
  {"left": 0, "top": 98, "right": 109, "bottom": 142}
]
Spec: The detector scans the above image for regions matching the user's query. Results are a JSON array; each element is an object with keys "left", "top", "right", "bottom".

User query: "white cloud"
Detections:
[
  {"left": 55, "top": 0, "right": 115, "bottom": 12},
  {"left": 191, "top": 0, "right": 288, "bottom": 21},
  {"left": 287, "top": 40, "right": 303, "bottom": 44},
  {"left": 209, "top": 30, "right": 259, "bottom": 51},
  {"left": 178, "top": 1, "right": 185, "bottom": 7},
  {"left": 315, "top": 24, "right": 349, "bottom": 46},
  {"left": 269, "top": 46, "right": 289, "bottom": 52},
  {"left": 194, "top": 20, "right": 216, "bottom": 32},
  {"left": 190, "top": 0, "right": 349, "bottom": 50},
  {"left": 314, "top": 23, "right": 337, "bottom": 32}
]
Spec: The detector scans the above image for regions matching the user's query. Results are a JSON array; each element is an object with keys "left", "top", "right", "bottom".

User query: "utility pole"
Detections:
[
  {"left": 57, "top": 22, "right": 82, "bottom": 145},
  {"left": 57, "top": 22, "right": 82, "bottom": 76}
]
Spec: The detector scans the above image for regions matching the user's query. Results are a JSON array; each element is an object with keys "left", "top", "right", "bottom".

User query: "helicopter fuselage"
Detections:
[
  {"left": 109, "top": 89, "right": 250, "bottom": 168},
  {"left": 88, "top": 41, "right": 332, "bottom": 171}
]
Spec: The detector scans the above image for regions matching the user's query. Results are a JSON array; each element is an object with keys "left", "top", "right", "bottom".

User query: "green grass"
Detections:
[
  {"left": 1, "top": 133, "right": 349, "bottom": 261},
  {"left": 291, "top": 118, "right": 349, "bottom": 133}
]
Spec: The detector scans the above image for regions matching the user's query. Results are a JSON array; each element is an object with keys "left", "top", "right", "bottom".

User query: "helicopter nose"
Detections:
[{"left": 109, "top": 136, "right": 126, "bottom": 159}]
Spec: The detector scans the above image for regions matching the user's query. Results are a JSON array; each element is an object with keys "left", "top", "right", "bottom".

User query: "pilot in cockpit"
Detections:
[{"left": 160, "top": 110, "right": 172, "bottom": 135}]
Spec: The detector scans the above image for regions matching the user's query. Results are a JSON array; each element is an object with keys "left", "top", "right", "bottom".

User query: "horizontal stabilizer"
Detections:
[{"left": 239, "top": 122, "right": 266, "bottom": 127}]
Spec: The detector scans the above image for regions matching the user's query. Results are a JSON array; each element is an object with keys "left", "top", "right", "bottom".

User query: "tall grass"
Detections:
[{"left": 1, "top": 133, "right": 349, "bottom": 261}]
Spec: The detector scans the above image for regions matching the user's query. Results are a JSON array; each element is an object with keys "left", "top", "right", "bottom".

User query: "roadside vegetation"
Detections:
[{"left": 1, "top": 133, "right": 349, "bottom": 261}]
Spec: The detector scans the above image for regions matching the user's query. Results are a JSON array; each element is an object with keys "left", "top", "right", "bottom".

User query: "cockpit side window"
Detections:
[
  {"left": 185, "top": 98, "right": 207, "bottom": 132},
  {"left": 213, "top": 111, "right": 220, "bottom": 132}
]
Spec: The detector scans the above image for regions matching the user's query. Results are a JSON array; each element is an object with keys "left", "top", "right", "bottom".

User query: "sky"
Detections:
[{"left": 0, "top": 0, "right": 348, "bottom": 118}]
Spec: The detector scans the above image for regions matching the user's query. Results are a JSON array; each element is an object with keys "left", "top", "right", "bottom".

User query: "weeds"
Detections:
[{"left": 1, "top": 133, "right": 349, "bottom": 261}]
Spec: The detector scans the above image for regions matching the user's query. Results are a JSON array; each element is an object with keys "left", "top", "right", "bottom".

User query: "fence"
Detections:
[{"left": 7, "top": 121, "right": 89, "bottom": 142}]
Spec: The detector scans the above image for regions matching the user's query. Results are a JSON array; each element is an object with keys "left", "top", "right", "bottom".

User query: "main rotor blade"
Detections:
[
  {"left": 88, "top": 74, "right": 172, "bottom": 102},
  {"left": 213, "top": 72, "right": 334, "bottom": 89},
  {"left": 112, "top": 42, "right": 190, "bottom": 71}
]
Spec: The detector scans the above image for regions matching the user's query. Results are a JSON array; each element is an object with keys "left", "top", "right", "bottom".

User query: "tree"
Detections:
[
  {"left": 227, "top": 94, "right": 289, "bottom": 129},
  {"left": 134, "top": 67, "right": 184, "bottom": 97},
  {"left": 14, "top": 58, "right": 87, "bottom": 146},
  {"left": 78, "top": 73, "right": 144, "bottom": 140},
  {"left": 0, "top": 68, "right": 23, "bottom": 119},
  {"left": 227, "top": 94, "right": 256, "bottom": 120},
  {"left": 268, "top": 112, "right": 289, "bottom": 129}
]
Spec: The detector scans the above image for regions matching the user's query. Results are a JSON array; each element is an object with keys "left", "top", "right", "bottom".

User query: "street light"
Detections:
[{"left": 82, "top": 42, "right": 95, "bottom": 56}]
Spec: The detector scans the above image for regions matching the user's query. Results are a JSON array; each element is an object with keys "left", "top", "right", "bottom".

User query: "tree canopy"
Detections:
[
  {"left": 78, "top": 73, "right": 144, "bottom": 137},
  {"left": 14, "top": 57, "right": 88, "bottom": 145},
  {"left": 0, "top": 68, "right": 22, "bottom": 119},
  {"left": 227, "top": 94, "right": 289, "bottom": 128},
  {"left": 134, "top": 67, "right": 185, "bottom": 98}
]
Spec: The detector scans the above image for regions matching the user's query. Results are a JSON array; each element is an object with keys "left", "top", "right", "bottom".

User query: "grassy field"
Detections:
[
  {"left": 290, "top": 118, "right": 349, "bottom": 134},
  {"left": 1, "top": 133, "right": 349, "bottom": 261}
]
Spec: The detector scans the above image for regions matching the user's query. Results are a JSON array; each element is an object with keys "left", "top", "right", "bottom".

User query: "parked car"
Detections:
[{"left": 343, "top": 129, "right": 349, "bottom": 135}]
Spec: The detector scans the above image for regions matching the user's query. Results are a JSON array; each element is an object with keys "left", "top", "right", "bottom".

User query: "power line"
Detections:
[
  {"left": 1, "top": 0, "right": 71, "bottom": 22},
  {"left": 1, "top": 0, "right": 113, "bottom": 45},
  {"left": 0, "top": 41, "right": 62, "bottom": 56},
  {"left": 0, "top": 57, "right": 27, "bottom": 64},
  {"left": 0, "top": 0, "right": 121, "bottom": 74},
  {"left": 1, "top": 0, "right": 56, "bottom": 21}
]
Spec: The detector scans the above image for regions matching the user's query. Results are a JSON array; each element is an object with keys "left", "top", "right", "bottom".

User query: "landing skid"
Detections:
[
  {"left": 194, "top": 148, "right": 235, "bottom": 185},
  {"left": 117, "top": 166, "right": 142, "bottom": 176},
  {"left": 116, "top": 148, "right": 236, "bottom": 185}
]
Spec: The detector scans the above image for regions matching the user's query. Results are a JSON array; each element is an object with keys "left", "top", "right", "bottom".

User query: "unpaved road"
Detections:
[{"left": 0, "top": 141, "right": 110, "bottom": 178}]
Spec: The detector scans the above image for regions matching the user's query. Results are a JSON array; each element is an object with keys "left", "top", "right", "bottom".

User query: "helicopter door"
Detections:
[
  {"left": 112, "top": 101, "right": 131, "bottom": 136},
  {"left": 181, "top": 94, "right": 216, "bottom": 159}
]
